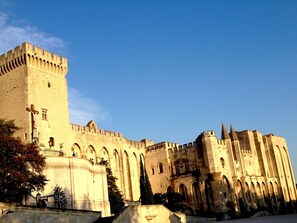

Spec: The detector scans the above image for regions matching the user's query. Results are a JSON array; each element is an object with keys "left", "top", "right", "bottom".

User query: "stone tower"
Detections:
[{"left": 0, "top": 42, "right": 70, "bottom": 148}]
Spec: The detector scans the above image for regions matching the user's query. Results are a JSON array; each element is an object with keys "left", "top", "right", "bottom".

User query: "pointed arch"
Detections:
[
  {"left": 192, "top": 182, "right": 202, "bottom": 210},
  {"left": 71, "top": 143, "right": 82, "bottom": 157},
  {"left": 167, "top": 186, "right": 174, "bottom": 193},
  {"left": 86, "top": 145, "right": 96, "bottom": 163},
  {"left": 236, "top": 180, "right": 245, "bottom": 213},
  {"left": 158, "top": 162, "right": 164, "bottom": 173},
  {"left": 269, "top": 181, "right": 277, "bottom": 204},
  {"left": 113, "top": 149, "right": 120, "bottom": 170},
  {"left": 101, "top": 147, "right": 110, "bottom": 164},
  {"left": 131, "top": 152, "right": 140, "bottom": 200},
  {"left": 256, "top": 182, "right": 262, "bottom": 207},
  {"left": 245, "top": 182, "right": 251, "bottom": 202},
  {"left": 250, "top": 182, "right": 256, "bottom": 204},
  {"left": 179, "top": 184, "right": 188, "bottom": 202},
  {"left": 123, "top": 151, "right": 132, "bottom": 200},
  {"left": 222, "top": 176, "right": 231, "bottom": 199}
]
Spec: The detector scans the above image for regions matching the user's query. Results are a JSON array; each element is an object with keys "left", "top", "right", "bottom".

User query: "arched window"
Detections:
[
  {"left": 220, "top": 157, "right": 225, "bottom": 168},
  {"left": 86, "top": 145, "right": 96, "bottom": 163},
  {"left": 179, "top": 184, "right": 188, "bottom": 202},
  {"left": 151, "top": 166, "right": 155, "bottom": 175},
  {"left": 71, "top": 143, "right": 82, "bottom": 157},
  {"left": 101, "top": 147, "right": 110, "bottom": 164},
  {"left": 159, "top": 162, "right": 163, "bottom": 173},
  {"left": 167, "top": 186, "right": 174, "bottom": 193},
  {"left": 114, "top": 149, "right": 120, "bottom": 170}
]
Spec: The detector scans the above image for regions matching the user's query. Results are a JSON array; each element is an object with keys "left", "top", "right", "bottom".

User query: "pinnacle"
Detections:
[
  {"left": 221, "top": 122, "right": 230, "bottom": 140},
  {"left": 230, "top": 124, "right": 239, "bottom": 141}
]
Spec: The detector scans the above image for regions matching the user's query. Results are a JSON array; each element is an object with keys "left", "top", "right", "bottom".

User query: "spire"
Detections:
[
  {"left": 230, "top": 124, "right": 238, "bottom": 141},
  {"left": 221, "top": 122, "right": 230, "bottom": 140}
]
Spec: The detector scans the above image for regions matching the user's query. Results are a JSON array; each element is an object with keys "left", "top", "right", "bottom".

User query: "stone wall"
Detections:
[
  {"left": 113, "top": 205, "right": 186, "bottom": 223},
  {"left": 0, "top": 202, "right": 101, "bottom": 223}
]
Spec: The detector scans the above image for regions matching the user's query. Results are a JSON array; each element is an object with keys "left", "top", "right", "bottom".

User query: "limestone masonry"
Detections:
[{"left": 0, "top": 43, "right": 296, "bottom": 216}]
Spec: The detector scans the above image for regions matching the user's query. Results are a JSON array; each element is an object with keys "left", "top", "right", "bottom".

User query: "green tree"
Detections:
[
  {"left": 140, "top": 159, "right": 154, "bottom": 205},
  {"left": 53, "top": 185, "right": 68, "bottom": 210},
  {"left": 0, "top": 118, "right": 47, "bottom": 203},
  {"left": 99, "top": 159, "right": 125, "bottom": 215},
  {"left": 0, "top": 119, "right": 19, "bottom": 137}
]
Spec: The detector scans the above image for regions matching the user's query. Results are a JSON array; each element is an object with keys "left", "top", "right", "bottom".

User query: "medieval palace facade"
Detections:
[{"left": 0, "top": 43, "right": 296, "bottom": 216}]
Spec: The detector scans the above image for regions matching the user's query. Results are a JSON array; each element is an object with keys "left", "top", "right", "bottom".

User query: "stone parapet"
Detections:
[
  {"left": 0, "top": 42, "right": 67, "bottom": 76},
  {"left": 71, "top": 123, "right": 146, "bottom": 149}
]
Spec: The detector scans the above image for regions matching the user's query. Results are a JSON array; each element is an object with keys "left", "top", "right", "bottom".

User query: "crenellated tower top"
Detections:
[{"left": 0, "top": 42, "right": 68, "bottom": 76}]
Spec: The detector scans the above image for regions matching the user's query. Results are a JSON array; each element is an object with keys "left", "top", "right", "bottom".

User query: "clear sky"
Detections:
[{"left": 0, "top": 0, "right": 296, "bottom": 181}]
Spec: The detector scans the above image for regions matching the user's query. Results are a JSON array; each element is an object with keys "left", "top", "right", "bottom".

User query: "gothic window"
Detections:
[
  {"left": 87, "top": 145, "right": 96, "bottom": 163},
  {"left": 179, "top": 184, "right": 188, "bottom": 202},
  {"left": 159, "top": 163, "right": 163, "bottom": 173},
  {"left": 167, "top": 186, "right": 174, "bottom": 193},
  {"left": 71, "top": 143, "right": 82, "bottom": 157},
  {"left": 101, "top": 147, "right": 110, "bottom": 164},
  {"left": 114, "top": 150, "right": 120, "bottom": 170},
  {"left": 185, "top": 162, "right": 190, "bottom": 172},
  {"left": 151, "top": 167, "right": 155, "bottom": 175},
  {"left": 41, "top": 109, "right": 48, "bottom": 120}
]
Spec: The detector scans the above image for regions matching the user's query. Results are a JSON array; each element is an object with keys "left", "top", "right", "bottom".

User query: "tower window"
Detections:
[
  {"left": 49, "top": 137, "right": 54, "bottom": 147},
  {"left": 220, "top": 158, "right": 225, "bottom": 168},
  {"left": 152, "top": 167, "right": 155, "bottom": 175},
  {"left": 42, "top": 109, "right": 48, "bottom": 120},
  {"left": 48, "top": 82, "right": 51, "bottom": 88},
  {"left": 159, "top": 163, "right": 163, "bottom": 173},
  {"left": 185, "top": 162, "right": 190, "bottom": 172}
]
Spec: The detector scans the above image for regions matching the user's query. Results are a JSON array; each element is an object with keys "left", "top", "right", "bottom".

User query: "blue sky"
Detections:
[{"left": 0, "top": 0, "right": 296, "bottom": 180}]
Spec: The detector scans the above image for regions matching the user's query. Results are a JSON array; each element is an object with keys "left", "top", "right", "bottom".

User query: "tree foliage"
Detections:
[
  {"left": 100, "top": 159, "right": 125, "bottom": 215},
  {"left": 140, "top": 159, "right": 154, "bottom": 205},
  {"left": 0, "top": 119, "right": 19, "bottom": 137},
  {"left": 0, "top": 118, "right": 47, "bottom": 203}
]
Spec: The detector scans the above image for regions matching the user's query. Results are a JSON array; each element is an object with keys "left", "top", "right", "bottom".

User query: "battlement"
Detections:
[
  {"left": 0, "top": 42, "right": 67, "bottom": 76},
  {"left": 168, "top": 141, "right": 196, "bottom": 153},
  {"left": 125, "top": 138, "right": 146, "bottom": 149},
  {"left": 71, "top": 123, "right": 123, "bottom": 137},
  {"left": 241, "top": 149, "right": 252, "bottom": 154},
  {"left": 146, "top": 142, "right": 178, "bottom": 152},
  {"left": 71, "top": 123, "right": 146, "bottom": 149},
  {"left": 202, "top": 130, "right": 216, "bottom": 137}
]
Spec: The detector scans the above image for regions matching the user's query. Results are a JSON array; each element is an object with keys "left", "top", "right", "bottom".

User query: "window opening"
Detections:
[{"left": 41, "top": 109, "right": 48, "bottom": 120}]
